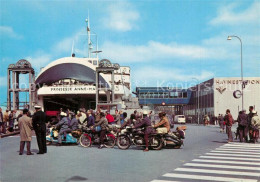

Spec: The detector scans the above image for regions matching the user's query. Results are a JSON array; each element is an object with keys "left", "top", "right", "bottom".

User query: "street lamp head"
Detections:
[{"left": 227, "top": 36, "right": 232, "bottom": 40}]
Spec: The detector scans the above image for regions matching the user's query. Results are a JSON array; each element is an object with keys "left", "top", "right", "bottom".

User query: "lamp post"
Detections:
[
  {"left": 227, "top": 35, "right": 244, "bottom": 110},
  {"left": 192, "top": 78, "right": 200, "bottom": 125}
]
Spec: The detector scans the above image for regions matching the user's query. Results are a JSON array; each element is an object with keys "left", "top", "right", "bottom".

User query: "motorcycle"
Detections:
[
  {"left": 79, "top": 127, "right": 116, "bottom": 148},
  {"left": 116, "top": 126, "right": 163, "bottom": 150},
  {"left": 46, "top": 126, "right": 80, "bottom": 145},
  {"left": 160, "top": 128, "right": 185, "bottom": 149}
]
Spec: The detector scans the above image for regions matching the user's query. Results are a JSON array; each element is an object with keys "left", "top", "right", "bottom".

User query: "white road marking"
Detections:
[
  {"left": 211, "top": 150, "right": 260, "bottom": 155},
  {"left": 205, "top": 152, "right": 260, "bottom": 158},
  {"left": 215, "top": 148, "right": 260, "bottom": 152},
  {"left": 162, "top": 173, "right": 257, "bottom": 182},
  {"left": 193, "top": 159, "right": 260, "bottom": 166},
  {"left": 175, "top": 167, "right": 260, "bottom": 177},
  {"left": 219, "top": 146, "right": 260, "bottom": 150},
  {"left": 200, "top": 155, "right": 260, "bottom": 161},
  {"left": 184, "top": 163, "right": 260, "bottom": 171},
  {"left": 151, "top": 180, "right": 180, "bottom": 182}
]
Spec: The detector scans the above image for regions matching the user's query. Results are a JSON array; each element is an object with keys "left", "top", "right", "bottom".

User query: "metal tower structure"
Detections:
[
  {"left": 7, "top": 59, "right": 36, "bottom": 110},
  {"left": 95, "top": 59, "right": 120, "bottom": 109}
]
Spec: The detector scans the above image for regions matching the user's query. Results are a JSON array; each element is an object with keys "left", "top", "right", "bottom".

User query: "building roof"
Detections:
[{"left": 35, "top": 57, "right": 108, "bottom": 86}]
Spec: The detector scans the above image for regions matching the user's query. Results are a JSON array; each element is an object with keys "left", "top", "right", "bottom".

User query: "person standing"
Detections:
[
  {"left": 224, "top": 109, "right": 234, "bottom": 142},
  {"left": 32, "top": 105, "right": 47, "bottom": 154},
  {"left": 2, "top": 109, "right": 9, "bottom": 134},
  {"left": 0, "top": 107, "right": 4, "bottom": 134},
  {"left": 18, "top": 109, "right": 34, "bottom": 155},
  {"left": 8, "top": 110, "right": 16, "bottom": 132},
  {"left": 114, "top": 110, "right": 121, "bottom": 126},
  {"left": 218, "top": 114, "right": 225, "bottom": 133},
  {"left": 247, "top": 106, "right": 254, "bottom": 142},
  {"left": 250, "top": 110, "right": 260, "bottom": 143},
  {"left": 237, "top": 110, "right": 248, "bottom": 142}
]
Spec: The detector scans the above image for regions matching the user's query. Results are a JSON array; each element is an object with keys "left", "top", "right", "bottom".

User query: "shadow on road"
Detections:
[
  {"left": 211, "top": 140, "right": 228, "bottom": 144},
  {"left": 64, "top": 176, "right": 88, "bottom": 182}
]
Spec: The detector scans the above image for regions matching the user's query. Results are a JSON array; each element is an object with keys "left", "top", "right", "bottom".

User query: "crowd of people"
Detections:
[{"left": 215, "top": 106, "right": 260, "bottom": 143}]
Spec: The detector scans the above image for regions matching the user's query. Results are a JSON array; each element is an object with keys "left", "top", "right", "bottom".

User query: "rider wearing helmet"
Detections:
[
  {"left": 133, "top": 110, "right": 153, "bottom": 152},
  {"left": 55, "top": 112, "right": 69, "bottom": 146}
]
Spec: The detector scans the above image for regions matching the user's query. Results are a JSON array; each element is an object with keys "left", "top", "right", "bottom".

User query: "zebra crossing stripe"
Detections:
[
  {"left": 174, "top": 167, "right": 260, "bottom": 177},
  {"left": 219, "top": 146, "right": 260, "bottom": 150},
  {"left": 205, "top": 152, "right": 260, "bottom": 158},
  {"left": 210, "top": 150, "right": 260, "bottom": 155},
  {"left": 151, "top": 180, "right": 180, "bottom": 182},
  {"left": 184, "top": 163, "right": 260, "bottom": 171},
  {"left": 215, "top": 148, "right": 260, "bottom": 152},
  {"left": 193, "top": 159, "right": 260, "bottom": 165},
  {"left": 224, "top": 143, "right": 260, "bottom": 147},
  {"left": 199, "top": 155, "right": 260, "bottom": 161},
  {"left": 162, "top": 173, "right": 257, "bottom": 182}
]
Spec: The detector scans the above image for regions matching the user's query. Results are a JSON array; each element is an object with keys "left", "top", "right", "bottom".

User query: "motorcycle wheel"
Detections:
[
  {"left": 46, "top": 141, "right": 52, "bottom": 145},
  {"left": 116, "top": 135, "right": 131, "bottom": 150},
  {"left": 150, "top": 136, "right": 163, "bottom": 150},
  {"left": 79, "top": 134, "right": 91, "bottom": 148},
  {"left": 104, "top": 135, "right": 116, "bottom": 148}
]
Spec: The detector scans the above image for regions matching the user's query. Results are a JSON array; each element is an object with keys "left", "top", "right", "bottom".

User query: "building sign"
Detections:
[
  {"left": 50, "top": 86, "right": 96, "bottom": 92},
  {"left": 38, "top": 85, "right": 123, "bottom": 95},
  {"left": 215, "top": 79, "right": 260, "bottom": 85},
  {"left": 216, "top": 86, "right": 226, "bottom": 94}
]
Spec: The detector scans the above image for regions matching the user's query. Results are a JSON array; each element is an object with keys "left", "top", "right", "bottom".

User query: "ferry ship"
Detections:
[{"left": 35, "top": 18, "right": 133, "bottom": 113}]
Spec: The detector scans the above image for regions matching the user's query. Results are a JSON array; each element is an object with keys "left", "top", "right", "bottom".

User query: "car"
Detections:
[{"left": 174, "top": 115, "right": 186, "bottom": 124}]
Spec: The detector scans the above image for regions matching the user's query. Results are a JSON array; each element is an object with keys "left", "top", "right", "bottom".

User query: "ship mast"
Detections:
[{"left": 86, "top": 13, "right": 92, "bottom": 58}]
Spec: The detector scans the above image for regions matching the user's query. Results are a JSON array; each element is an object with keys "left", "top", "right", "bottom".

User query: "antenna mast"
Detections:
[{"left": 86, "top": 13, "right": 92, "bottom": 58}]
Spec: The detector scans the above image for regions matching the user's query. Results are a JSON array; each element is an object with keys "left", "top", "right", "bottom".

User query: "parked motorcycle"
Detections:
[
  {"left": 161, "top": 129, "right": 185, "bottom": 149},
  {"left": 116, "top": 126, "right": 163, "bottom": 150},
  {"left": 79, "top": 127, "right": 116, "bottom": 148},
  {"left": 46, "top": 127, "right": 80, "bottom": 145}
]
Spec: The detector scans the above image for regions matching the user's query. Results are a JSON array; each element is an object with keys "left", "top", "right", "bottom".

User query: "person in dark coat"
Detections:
[
  {"left": 62, "top": 112, "right": 79, "bottom": 137},
  {"left": 133, "top": 111, "right": 153, "bottom": 152},
  {"left": 86, "top": 110, "right": 95, "bottom": 127},
  {"left": 32, "top": 105, "right": 47, "bottom": 154},
  {"left": 224, "top": 109, "right": 234, "bottom": 142},
  {"left": 247, "top": 106, "right": 254, "bottom": 142},
  {"left": 92, "top": 112, "right": 108, "bottom": 149},
  {"left": 237, "top": 110, "right": 248, "bottom": 142},
  {"left": 55, "top": 112, "right": 69, "bottom": 146}
]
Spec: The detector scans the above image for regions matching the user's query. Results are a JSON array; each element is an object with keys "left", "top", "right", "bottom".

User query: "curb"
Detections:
[{"left": 0, "top": 131, "right": 20, "bottom": 138}]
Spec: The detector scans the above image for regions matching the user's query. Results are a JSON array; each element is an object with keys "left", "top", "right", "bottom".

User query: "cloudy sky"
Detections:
[{"left": 0, "top": 0, "right": 259, "bottom": 107}]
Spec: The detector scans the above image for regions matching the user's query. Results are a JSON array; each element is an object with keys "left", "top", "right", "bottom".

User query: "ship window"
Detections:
[
  {"left": 164, "top": 93, "right": 169, "bottom": 98},
  {"left": 183, "top": 92, "right": 188, "bottom": 98},
  {"left": 88, "top": 60, "right": 92, "bottom": 64},
  {"left": 178, "top": 92, "right": 183, "bottom": 98},
  {"left": 93, "top": 60, "right": 97, "bottom": 65}
]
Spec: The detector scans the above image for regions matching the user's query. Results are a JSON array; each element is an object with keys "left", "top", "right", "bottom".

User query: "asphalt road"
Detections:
[{"left": 1, "top": 124, "right": 258, "bottom": 182}]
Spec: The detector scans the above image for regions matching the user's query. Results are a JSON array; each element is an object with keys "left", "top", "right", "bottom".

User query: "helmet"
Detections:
[
  {"left": 60, "top": 112, "right": 67, "bottom": 117},
  {"left": 143, "top": 110, "right": 148, "bottom": 115}
]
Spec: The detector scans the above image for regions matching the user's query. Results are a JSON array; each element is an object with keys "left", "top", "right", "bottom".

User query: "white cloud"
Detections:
[
  {"left": 101, "top": 40, "right": 231, "bottom": 63},
  {"left": 0, "top": 26, "right": 23, "bottom": 39},
  {"left": 210, "top": 1, "right": 260, "bottom": 26},
  {"left": 131, "top": 67, "right": 214, "bottom": 88},
  {"left": 25, "top": 51, "right": 52, "bottom": 74},
  {"left": 102, "top": 1, "right": 140, "bottom": 32}
]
